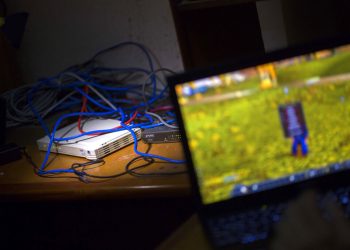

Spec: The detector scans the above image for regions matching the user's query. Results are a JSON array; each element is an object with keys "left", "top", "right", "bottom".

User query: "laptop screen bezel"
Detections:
[{"left": 168, "top": 35, "right": 350, "bottom": 211}]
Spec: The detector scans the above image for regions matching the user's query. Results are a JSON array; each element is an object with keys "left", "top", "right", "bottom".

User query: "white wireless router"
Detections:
[{"left": 37, "top": 119, "right": 141, "bottom": 160}]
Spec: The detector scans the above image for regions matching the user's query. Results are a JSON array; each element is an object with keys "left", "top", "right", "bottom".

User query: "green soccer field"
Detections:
[{"left": 181, "top": 82, "right": 350, "bottom": 204}]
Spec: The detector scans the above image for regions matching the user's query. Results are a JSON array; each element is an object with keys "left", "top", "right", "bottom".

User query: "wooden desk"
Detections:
[
  {"left": 1, "top": 126, "right": 190, "bottom": 201},
  {"left": 0, "top": 126, "right": 194, "bottom": 250}
]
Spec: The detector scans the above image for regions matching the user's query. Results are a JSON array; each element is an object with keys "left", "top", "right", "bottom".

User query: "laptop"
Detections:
[{"left": 168, "top": 37, "right": 350, "bottom": 249}]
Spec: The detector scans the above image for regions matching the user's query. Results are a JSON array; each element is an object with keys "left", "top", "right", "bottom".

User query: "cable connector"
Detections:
[{"left": 78, "top": 174, "right": 90, "bottom": 183}]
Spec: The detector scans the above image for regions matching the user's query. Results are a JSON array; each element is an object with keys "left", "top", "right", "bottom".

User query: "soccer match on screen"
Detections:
[{"left": 176, "top": 45, "right": 350, "bottom": 204}]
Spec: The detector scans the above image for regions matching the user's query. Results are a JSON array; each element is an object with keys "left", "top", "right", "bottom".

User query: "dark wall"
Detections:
[
  {"left": 281, "top": 0, "right": 350, "bottom": 46},
  {"left": 172, "top": 2, "right": 265, "bottom": 69}
]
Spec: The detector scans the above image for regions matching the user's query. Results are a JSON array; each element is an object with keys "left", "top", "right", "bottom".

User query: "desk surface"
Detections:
[{"left": 0, "top": 126, "right": 190, "bottom": 201}]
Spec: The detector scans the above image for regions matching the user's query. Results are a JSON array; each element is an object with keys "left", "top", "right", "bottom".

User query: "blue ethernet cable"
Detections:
[
  {"left": 28, "top": 81, "right": 112, "bottom": 136},
  {"left": 140, "top": 120, "right": 176, "bottom": 129},
  {"left": 53, "top": 119, "right": 154, "bottom": 142},
  {"left": 39, "top": 111, "right": 182, "bottom": 175},
  {"left": 56, "top": 76, "right": 152, "bottom": 93},
  {"left": 50, "top": 109, "right": 149, "bottom": 142},
  {"left": 88, "top": 66, "right": 151, "bottom": 74},
  {"left": 121, "top": 122, "right": 186, "bottom": 164},
  {"left": 142, "top": 113, "right": 154, "bottom": 124},
  {"left": 56, "top": 98, "right": 133, "bottom": 111},
  {"left": 28, "top": 77, "right": 146, "bottom": 139},
  {"left": 39, "top": 109, "right": 153, "bottom": 174},
  {"left": 27, "top": 83, "right": 51, "bottom": 136},
  {"left": 89, "top": 81, "right": 151, "bottom": 92},
  {"left": 28, "top": 64, "right": 166, "bottom": 117},
  {"left": 39, "top": 109, "right": 121, "bottom": 174},
  {"left": 166, "top": 111, "right": 176, "bottom": 117},
  {"left": 88, "top": 42, "right": 157, "bottom": 99},
  {"left": 28, "top": 73, "right": 166, "bottom": 137},
  {"left": 73, "top": 87, "right": 115, "bottom": 111},
  {"left": 27, "top": 41, "right": 179, "bottom": 174},
  {"left": 126, "top": 84, "right": 168, "bottom": 110},
  {"left": 118, "top": 106, "right": 126, "bottom": 122}
]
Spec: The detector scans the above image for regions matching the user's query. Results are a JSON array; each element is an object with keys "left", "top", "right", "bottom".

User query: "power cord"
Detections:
[
  {"left": 21, "top": 147, "right": 80, "bottom": 180},
  {"left": 22, "top": 145, "right": 186, "bottom": 182}
]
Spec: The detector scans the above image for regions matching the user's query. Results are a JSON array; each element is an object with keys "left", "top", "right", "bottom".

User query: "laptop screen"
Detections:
[{"left": 175, "top": 44, "right": 350, "bottom": 205}]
